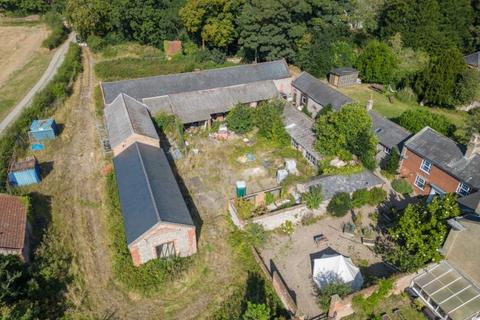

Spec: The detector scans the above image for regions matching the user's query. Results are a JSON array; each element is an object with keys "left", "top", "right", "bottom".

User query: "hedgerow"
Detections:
[{"left": 0, "top": 43, "right": 82, "bottom": 192}]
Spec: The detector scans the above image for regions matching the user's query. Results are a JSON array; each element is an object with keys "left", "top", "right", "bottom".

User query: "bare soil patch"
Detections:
[{"left": 0, "top": 24, "right": 49, "bottom": 88}]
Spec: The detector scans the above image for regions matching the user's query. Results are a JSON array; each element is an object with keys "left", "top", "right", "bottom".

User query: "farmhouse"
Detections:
[
  {"left": 368, "top": 110, "right": 412, "bottom": 162},
  {"left": 101, "top": 60, "right": 292, "bottom": 127},
  {"left": 291, "top": 71, "right": 353, "bottom": 117},
  {"left": 0, "top": 194, "right": 30, "bottom": 262},
  {"left": 411, "top": 215, "right": 480, "bottom": 320},
  {"left": 400, "top": 127, "right": 480, "bottom": 198},
  {"left": 328, "top": 67, "right": 358, "bottom": 88},
  {"left": 113, "top": 142, "right": 196, "bottom": 266}
]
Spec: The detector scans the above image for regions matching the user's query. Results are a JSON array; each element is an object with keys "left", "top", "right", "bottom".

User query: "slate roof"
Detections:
[
  {"left": 405, "top": 127, "right": 480, "bottom": 188},
  {"left": 0, "top": 194, "right": 27, "bottom": 250},
  {"left": 369, "top": 111, "right": 412, "bottom": 149},
  {"left": 143, "top": 80, "right": 279, "bottom": 124},
  {"left": 330, "top": 67, "right": 358, "bottom": 76},
  {"left": 113, "top": 142, "right": 194, "bottom": 245},
  {"left": 282, "top": 103, "right": 321, "bottom": 161},
  {"left": 465, "top": 52, "right": 480, "bottom": 67},
  {"left": 292, "top": 72, "right": 354, "bottom": 110},
  {"left": 105, "top": 93, "right": 159, "bottom": 149},
  {"left": 300, "top": 170, "right": 384, "bottom": 200},
  {"left": 443, "top": 215, "right": 480, "bottom": 287},
  {"left": 457, "top": 191, "right": 480, "bottom": 214},
  {"left": 101, "top": 59, "right": 290, "bottom": 104}
]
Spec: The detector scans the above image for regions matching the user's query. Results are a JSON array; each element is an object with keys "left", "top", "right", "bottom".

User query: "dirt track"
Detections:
[{"left": 0, "top": 25, "right": 49, "bottom": 88}]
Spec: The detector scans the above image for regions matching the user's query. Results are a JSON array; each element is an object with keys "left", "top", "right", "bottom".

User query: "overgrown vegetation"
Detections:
[
  {"left": 351, "top": 187, "right": 387, "bottom": 208},
  {"left": 376, "top": 194, "right": 460, "bottom": 272},
  {"left": 105, "top": 172, "right": 192, "bottom": 295},
  {"left": 226, "top": 104, "right": 254, "bottom": 134},
  {"left": 395, "top": 108, "right": 456, "bottom": 138},
  {"left": 382, "top": 148, "right": 400, "bottom": 175},
  {"left": 391, "top": 179, "right": 413, "bottom": 195},
  {"left": 42, "top": 11, "right": 68, "bottom": 50},
  {"left": 316, "top": 281, "right": 352, "bottom": 311},
  {"left": 316, "top": 104, "right": 377, "bottom": 170},
  {"left": 0, "top": 43, "right": 82, "bottom": 192},
  {"left": 302, "top": 186, "right": 323, "bottom": 210},
  {"left": 352, "top": 279, "right": 393, "bottom": 316},
  {"left": 327, "top": 192, "right": 352, "bottom": 217}
]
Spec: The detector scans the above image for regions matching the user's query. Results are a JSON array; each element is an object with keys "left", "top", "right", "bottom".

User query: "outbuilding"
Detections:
[
  {"left": 29, "top": 119, "right": 58, "bottom": 141},
  {"left": 8, "top": 157, "right": 41, "bottom": 187},
  {"left": 328, "top": 67, "right": 358, "bottom": 88},
  {"left": 0, "top": 194, "right": 30, "bottom": 262}
]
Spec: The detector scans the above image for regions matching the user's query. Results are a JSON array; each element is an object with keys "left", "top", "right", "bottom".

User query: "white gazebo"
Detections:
[{"left": 312, "top": 254, "right": 364, "bottom": 291}]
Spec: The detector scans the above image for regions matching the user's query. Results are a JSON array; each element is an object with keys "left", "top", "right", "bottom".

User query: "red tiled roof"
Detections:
[{"left": 0, "top": 194, "right": 27, "bottom": 250}]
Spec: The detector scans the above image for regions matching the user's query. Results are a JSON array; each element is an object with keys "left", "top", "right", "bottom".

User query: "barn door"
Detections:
[{"left": 155, "top": 241, "right": 177, "bottom": 258}]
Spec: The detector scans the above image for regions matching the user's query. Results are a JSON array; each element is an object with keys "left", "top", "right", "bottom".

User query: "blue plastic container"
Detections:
[{"left": 30, "top": 119, "right": 58, "bottom": 141}]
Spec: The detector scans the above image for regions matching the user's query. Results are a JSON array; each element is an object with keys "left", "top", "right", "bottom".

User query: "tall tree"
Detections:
[
  {"left": 356, "top": 40, "right": 397, "bottom": 84},
  {"left": 180, "top": 0, "right": 241, "bottom": 48},
  {"left": 414, "top": 47, "right": 467, "bottom": 107},
  {"left": 438, "top": 0, "right": 474, "bottom": 52},
  {"left": 65, "top": 0, "right": 112, "bottom": 39}
]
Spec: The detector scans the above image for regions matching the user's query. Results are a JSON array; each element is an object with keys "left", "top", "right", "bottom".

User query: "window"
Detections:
[
  {"left": 384, "top": 147, "right": 391, "bottom": 155},
  {"left": 415, "top": 175, "right": 426, "bottom": 190},
  {"left": 420, "top": 159, "right": 432, "bottom": 174},
  {"left": 301, "top": 95, "right": 308, "bottom": 106},
  {"left": 155, "top": 241, "right": 176, "bottom": 258},
  {"left": 456, "top": 182, "right": 470, "bottom": 196}
]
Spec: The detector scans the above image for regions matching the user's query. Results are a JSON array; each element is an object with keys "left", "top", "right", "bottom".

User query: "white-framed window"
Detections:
[
  {"left": 384, "top": 147, "right": 392, "bottom": 154},
  {"left": 420, "top": 159, "right": 432, "bottom": 174},
  {"left": 415, "top": 175, "right": 426, "bottom": 190},
  {"left": 456, "top": 182, "right": 471, "bottom": 197},
  {"left": 301, "top": 95, "right": 308, "bottom": 106}
]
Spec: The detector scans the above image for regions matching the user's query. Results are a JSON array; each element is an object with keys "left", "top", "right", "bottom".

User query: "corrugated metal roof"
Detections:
[
  {"left": 292, "top": 72, "right": 353, "bottom": 110},
  {"left": 369, "top": 111, "right": 412, "bottom": 149},
  {"left": 143, "top": 81, "right": 279, "bottom": 124},
  {"left": 405, "top": 127, "right": 480, "bottom": 188},
  {"left": 105, "top": 93, "right": 159, "bottom": 149},
  {"left": 330, "top": 67, "right": 358, "bottom": 76},
  {"left": 101, "top": 59, "right": 290, "bottom": 104},
  {"left": 282, "top": 103, "right": 320, "bottom": 161},
  {"left": 113, "top": 142, "right": 194, "bottom": 245},
  {"left": 0, "top": 194, "right": 27, "bottom": 250}
]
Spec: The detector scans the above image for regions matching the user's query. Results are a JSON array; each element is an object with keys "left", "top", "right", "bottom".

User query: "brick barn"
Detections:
[
  {"left": 400, "top": 127, "right": 480, "bottom": 199},
  {"left": 0, "top": 194, "right": 30, "bottom": 262}
]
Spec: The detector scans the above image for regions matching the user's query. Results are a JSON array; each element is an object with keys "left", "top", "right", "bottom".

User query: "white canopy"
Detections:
[{"left": 312, "top": 254, "right": 364, "bottom": 291}]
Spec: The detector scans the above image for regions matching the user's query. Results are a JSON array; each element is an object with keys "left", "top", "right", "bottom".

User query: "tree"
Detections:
[
  {"left": 438, "top": 0, "right": 474, "bottom": 51},
  {"left": 238, "top": 0, "right": 297, "bottom": 62},
  {"left": 356, "top": 40, "right": 397, "bottom": 84},
  {"left": 380, "top": 194, "right": 460, "bottom": 272},
  {"left": 383, "top": 148, "right": 400, "bottom": 175},
  {"left": 226, "top": 104, "right": 254, "bottom": 133},
  {"left": 180, "top": 0, "right": 240, "bottom": 48},
  {"left": 255, "top": 100, "right": 289, "bottom": 146},
  {"left": 66, "top": 0, "right": 112, "bottom": 40},
  {"left": 327, "top": 192, "right": 352, "bottom": 217},
  {"left": 454, "top": 69, "right": 480, "bottom": 106},
  {"left": 315, "top": 104, "right": 377, "bottom": 169},
  {"left": 395, "top": 109, "right": 456, "bottom": 137},
  {"left": 414, "top": 47, "right": 468, "bottom": 107},
  {"left": 243, "top": 302, "right": 270, "bottom": 320}
]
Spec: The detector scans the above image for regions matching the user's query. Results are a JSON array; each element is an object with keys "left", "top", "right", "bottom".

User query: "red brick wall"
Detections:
[{"left": 400, "top": 148, "right": 460, "bottom": 195}]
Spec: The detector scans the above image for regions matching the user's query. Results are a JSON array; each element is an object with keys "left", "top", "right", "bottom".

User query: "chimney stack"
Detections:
[{"left": 465, "top": 133, "right": 480, "bottom": 159}]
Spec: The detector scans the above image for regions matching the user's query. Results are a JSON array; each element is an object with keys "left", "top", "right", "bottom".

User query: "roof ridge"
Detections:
[
  {"left": 102, "top": 59, "right": 289, "bottom": 85},
  {"left": 134, "top": 142, "right": 162, "bottom": 223},
  {"left": 369, "top": 110, "right": 411, "bottom": 134},
  {"left": 120, "top": 94, "right": 136, "bottom": 136}
]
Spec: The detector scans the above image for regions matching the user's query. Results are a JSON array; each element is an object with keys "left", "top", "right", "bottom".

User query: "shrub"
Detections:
[
  {"left": 395, "top": 87, "right": 418, "bottom": 104},
  {"left": 280, "top": 221, "right": 294, "bottom": 236},
  {"left": 255, "top": 100, "right": 289, "bottom": 147},
  {"left": 316, "top": 281, "right": 352, "bottom": 311},
  {"left": 42, "top": 12, "right": 68, "bottom": 50},
  {"left": 367, "top": 187, "right": 387, "bottom": 206},
  {"left": 357, "top": 40, "right": 397, "bottom": 84},
  {"left": 302, "top": 186, "right": 323, "bottom": 209},
  {"left": 301, "top": 212, "right": 321, "bottom": 226},
  {"left": 352, "top": 189, "right": 370, "bottom": 208},
  {"left": 196, "top": 48, "right": 227, "bottom": 64},
  {"left": 383, "top": 148, "right": 400, "bottom": 175},
  {"left": 265, "top": 192, "right": 275, "bottom": 206},
  {"left": 226, "top": 104, "right": 254, "bottom": 133},
  {"left": 243, "top": 302, "right": 271, "bottom": 320},
  {"left": 327, "top": 192, "right": 352, "bottom": 217},
  {"left": 352, "top": 279, "right": 393, "bottom": 315},
  {"left": 245, "top": 223, "right": 268, "bottom": 248},
  {"left": 392, "top": 179, "right": 413, "bottom": 195},
  {"left": 235, "top": 198, "right": 255, "bottom": 220},
  {"left": 395, "top": 109, "right": 456, "bottom": 138}
]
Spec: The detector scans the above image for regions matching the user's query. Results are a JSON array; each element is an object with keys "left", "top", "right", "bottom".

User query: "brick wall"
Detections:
[
  {"left": 400, "top": 148, "right": 460, "bottom": 195},
  {"left": 129, "top": 222, "right": 197, "bottom": 266}
]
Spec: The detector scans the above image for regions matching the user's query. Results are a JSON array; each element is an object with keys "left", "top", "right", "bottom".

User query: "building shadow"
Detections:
[
  {"left": 27, "top": 192, "right": 52, "bottom": 252},
  {"left": 39, "top": 161, "right": 54, "bottom": 180},
  {"left": 269, "top": 259, "right": 297, "bottom": 304},
  {"left": 56, "top": 123, "right": 65, "bottom": 136}
]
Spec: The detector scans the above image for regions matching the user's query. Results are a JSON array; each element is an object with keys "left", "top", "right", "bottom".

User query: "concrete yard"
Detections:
[{"left": 260, "top": 213, "right": 395, "bottom": 318}]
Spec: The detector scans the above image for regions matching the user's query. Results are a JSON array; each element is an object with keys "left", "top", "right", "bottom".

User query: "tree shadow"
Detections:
[
  {"left": 269, "top": 259, "right": 297, "bottom": 304},
  {"left": 27, "top": 192, "right": 52, "bottom": 252}
]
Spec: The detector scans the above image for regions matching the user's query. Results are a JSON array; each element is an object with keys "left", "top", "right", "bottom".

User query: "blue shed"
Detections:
[
  {"left": 8, "top": 157, "right": 41, "bottom": 187},
  {"left": 29, "top": 119, "right": 58, "bottom": 141}
]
